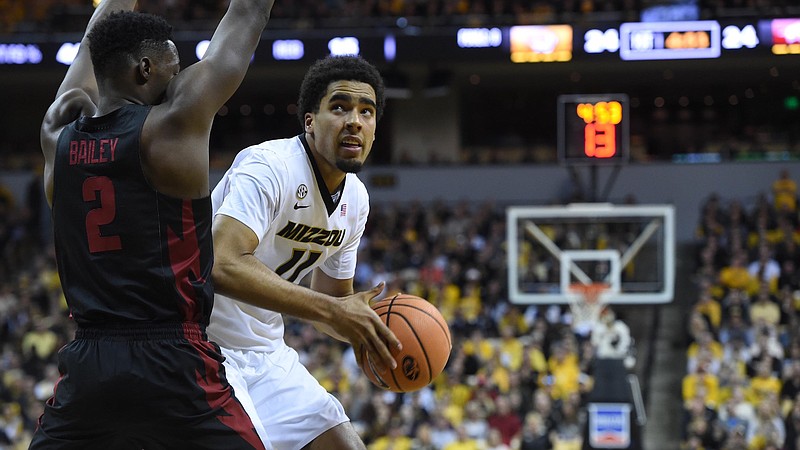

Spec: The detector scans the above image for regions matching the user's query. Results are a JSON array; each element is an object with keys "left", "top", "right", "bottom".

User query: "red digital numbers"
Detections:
[
  {"left": 584, "top": 123, "right": 616, "bottom": 158},
  {"left": 576, "top": 101, "right": 622, "bottom": 159}
]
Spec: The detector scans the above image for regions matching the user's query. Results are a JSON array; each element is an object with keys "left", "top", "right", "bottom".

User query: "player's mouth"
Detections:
[{"left": 340, "top": 136, "right": 363, "bottom": 155}]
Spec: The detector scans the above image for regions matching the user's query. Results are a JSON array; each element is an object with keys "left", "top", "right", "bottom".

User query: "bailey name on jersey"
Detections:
[{"left": 68, "top": 138, "right": 118, "bottom": 165}]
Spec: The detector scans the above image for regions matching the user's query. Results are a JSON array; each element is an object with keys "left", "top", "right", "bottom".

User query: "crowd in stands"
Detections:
[
  {"left": 0, "top": 0, "right": 798, "bottom": 34},
  {"left": 686, "top": 169, "right": 800, "bottom": 449},
  {"left": 0, "top": 168, "right": 644, "bottom": 449}
]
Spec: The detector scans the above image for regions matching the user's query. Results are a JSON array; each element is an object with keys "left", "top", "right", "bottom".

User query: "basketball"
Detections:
[{"left": 360, "top": 293, "right": 452, "bottom": 393}]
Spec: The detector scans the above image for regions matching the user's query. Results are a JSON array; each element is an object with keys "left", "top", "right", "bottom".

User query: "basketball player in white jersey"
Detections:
[{"left": 208, "top": 55, "right": 401, "bottom": 450}]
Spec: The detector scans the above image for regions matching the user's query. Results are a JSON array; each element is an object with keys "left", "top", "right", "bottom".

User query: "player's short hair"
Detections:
[
  {"left": 297, "top": 55, "right": 386, "bottom": 126},
  {"left": 87, "top": 11, "right": 173, "bottom": 79}
]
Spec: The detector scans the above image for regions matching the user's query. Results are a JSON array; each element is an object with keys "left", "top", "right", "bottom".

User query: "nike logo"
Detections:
[{"left": 294, "top": 203, "right": 310, "bottom": 210}]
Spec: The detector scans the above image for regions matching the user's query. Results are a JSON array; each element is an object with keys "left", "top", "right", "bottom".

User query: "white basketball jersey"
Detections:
[{"left": 208, "top": 135, "right": 369, "bottom": 352}]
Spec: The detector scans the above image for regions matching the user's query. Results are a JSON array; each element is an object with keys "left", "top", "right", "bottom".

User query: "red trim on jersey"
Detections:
[{"left": 167, "top": 200, "right": 204, "bottom": 322}]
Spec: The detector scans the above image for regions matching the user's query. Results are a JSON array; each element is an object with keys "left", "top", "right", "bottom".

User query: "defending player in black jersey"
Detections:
[{"left": 31, "top": 0, "right": 275, "bottom": 448}]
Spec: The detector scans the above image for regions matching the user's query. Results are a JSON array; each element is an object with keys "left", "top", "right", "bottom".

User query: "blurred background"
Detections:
[{"left": 2, "top": 1, "right": 800, "bottom": 449}]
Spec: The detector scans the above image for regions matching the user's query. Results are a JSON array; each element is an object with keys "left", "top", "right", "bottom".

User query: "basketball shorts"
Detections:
[
  {"left": 28, "top": 323, "right": 269, "bottom": 450},
  {"left": 221, "top": 342, "right": 350, "bottom": 450}
]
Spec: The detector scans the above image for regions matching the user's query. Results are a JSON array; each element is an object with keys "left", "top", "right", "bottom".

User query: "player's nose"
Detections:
[{"left": 345, "top": 110, "right": 363, "bottom": 130}]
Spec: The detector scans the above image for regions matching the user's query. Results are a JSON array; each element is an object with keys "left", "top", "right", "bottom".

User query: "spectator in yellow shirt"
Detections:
[
  {"left": 693, "top": 287, "right": 723, "bottom": 332},
  {"left": 497, "top": 324, "right": 524, "bottom": 371},
  {"left": 682, "top": 361, "right": 721, "bottom": 408},
  {"left": 462, "top": 328, "right": 495, "bottom": 364},
  {"left": 719, "top": 250, "right": 759, "bottom": 296},
  {"left": 750, "top": 285, "right": 782, "bottom": 329},
  {"left": 544, "top": 341, "right": 582, "bottom": 401},
  {"left": 687, "top": 330, "right": 724, "bottom": 374},
  {"left": 748, "top": 358, "right": 782, "bottom": 406},
  {"left": 773, "top": 169, "right": 797, "bottom": 214},
  {"left": 368, "top": 418, "right": 413, "bottom": 450},
  {"left": 523, "top": 338, "right": 548, "bottom": 376}
]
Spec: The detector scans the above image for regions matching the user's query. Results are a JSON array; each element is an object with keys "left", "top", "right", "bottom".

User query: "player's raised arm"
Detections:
[
  {"left": 55, "top": 0, "right": 138, "bottom": 101},
  {"left": 41, "top": 0, "right": 137, "bottom": 205},
  {"left": 142, "top": 0, "right": 275, "bottom": 199},
  {"left": 164, "top": 0, "right": 274, "bottom": 122}
]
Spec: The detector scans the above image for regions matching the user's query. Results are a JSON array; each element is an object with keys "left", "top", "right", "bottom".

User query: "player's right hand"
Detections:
[{"left": 331, "top": 282, "right": 402, "bottom": 372}]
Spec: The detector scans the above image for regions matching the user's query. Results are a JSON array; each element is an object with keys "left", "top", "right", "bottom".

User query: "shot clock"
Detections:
[{"left": 557, "top": 94, "right": 630, "bottom": 165}]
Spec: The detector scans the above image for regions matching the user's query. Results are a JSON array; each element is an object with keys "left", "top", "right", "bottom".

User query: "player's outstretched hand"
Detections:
[{"left": 331, "top": 282, "right": 402, "bottom": 372}]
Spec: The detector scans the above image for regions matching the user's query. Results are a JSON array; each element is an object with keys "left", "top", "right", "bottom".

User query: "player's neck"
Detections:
[
  {"left": 319, "top": 170, "right": 345, "bottom": 196},
  {"left": 96, "top": 79, "right": 149, "bottom": 116},
  {"left": 306, "top": 137, "right": 346, "bottom": 193},
  {"left": 95, "top": 95, "right": 140, "bottom": 116}
]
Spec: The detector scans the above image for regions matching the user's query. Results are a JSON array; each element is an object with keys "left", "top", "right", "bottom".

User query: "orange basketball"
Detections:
[{"left": 360, "top": 293, "right": 452, "bottom": 393}]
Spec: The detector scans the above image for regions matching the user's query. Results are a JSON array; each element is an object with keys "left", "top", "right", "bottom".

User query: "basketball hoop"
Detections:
[{"left": 567, "top": 283, "right": 611, "bottom": 334}]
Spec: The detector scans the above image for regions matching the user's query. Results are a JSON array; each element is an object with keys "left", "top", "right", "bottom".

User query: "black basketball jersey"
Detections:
[{"left": 52, "top": 104, "right": 215, "bottom": 326}]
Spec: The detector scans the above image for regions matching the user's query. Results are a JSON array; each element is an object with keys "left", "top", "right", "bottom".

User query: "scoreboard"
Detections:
[
  {"left": 558, "top": 94, "right": 630, "bottom": 165},
  {"left": 1, "top": 17, "right": 799, "bottom": 67},
  {"left": 619, "top": 20, "right": 721, "bottom": 60}
]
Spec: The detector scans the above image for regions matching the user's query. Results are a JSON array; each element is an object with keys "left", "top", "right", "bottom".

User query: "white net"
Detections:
[{"left": 568, "top": 283, "right": 610, "bottom": 336}]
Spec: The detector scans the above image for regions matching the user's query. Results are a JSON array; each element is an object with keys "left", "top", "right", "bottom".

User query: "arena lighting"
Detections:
[
  {"left": 770, "top": 18, "right": 800, "bottom": 54},
  {"left": 195, "top": 40, "right": 210, "bottom": 60},
  {"left": 195, "top": 39, "right": 256, "bottom": 62},
  {"left": 785, "top": 96, "right": 800, "bottom": 110},
  {"left": 328, "top": 37, "right": 360, "bottom": 56},
  {"left": 383, "top": 35, "right": 396, "bottom": 62},
  {"left": 509, "top": 25, "right": 573, "bottom": 63},
  {"left": 55, "top": 42, "right": 79, "bottom": 65},
  {"left": 273, "top": 39, "right": 304, "bottom": 60},
  {"left": 456, "top": 27, "right": 502, "bottom": 48},
  {"left": 0, "top": 17, "right": 786, "bottom": 68},
  {"left": 640, "top": 1, "right": 699, "bottom": 22},
  {"left": 0, "top": 43, "right": 43, "bottom": 64}
]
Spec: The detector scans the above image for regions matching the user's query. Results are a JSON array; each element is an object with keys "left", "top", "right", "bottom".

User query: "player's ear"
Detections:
[
  {"left": 136, "top": 58, "right": 151, "bottom": 84},
  {"left": 304, "top": 114, "right": 313, "bottom": 133}
]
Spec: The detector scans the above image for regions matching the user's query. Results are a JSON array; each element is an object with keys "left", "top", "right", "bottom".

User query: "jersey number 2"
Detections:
[{"left": 83, "top": 176, "right": 122, "bottom": 253}]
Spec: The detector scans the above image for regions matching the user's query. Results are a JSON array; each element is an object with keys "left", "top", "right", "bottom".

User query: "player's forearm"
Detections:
[
  {"left": 232, "top": 0, "right": 274, "bottom": 22},
  {"left": 204, "top": 0, "right": 274, "bottom": 66},
  {"left": 312, "top": 321, "right": 348, "bottom": 342},
  {"left": 86, "top": 0, "right": 138, "bottom": 36},
  {"left": 174, "top": 0, "right": 274, "bottom": 119},
  {"left": 212, "top": 254, "right": 341, "bottom": 324}
]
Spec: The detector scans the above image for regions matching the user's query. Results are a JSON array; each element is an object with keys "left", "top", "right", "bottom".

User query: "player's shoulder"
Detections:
[
  {"left": 238, "top": 135, "right": 304, "bottom": 159},
  {"left": 345, "top": 173, "right": 369, "bottom": 198},
  {"left": 231, "top": 136, "right": 307, "bottom": 168},
  {"left": 42, "top": 88, "right": 96, "bottom": 132},
  {"left": 344, "top": 174, "right": 370, "bottom": 216}
]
